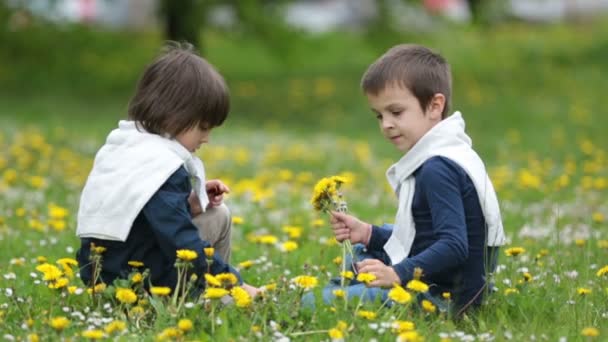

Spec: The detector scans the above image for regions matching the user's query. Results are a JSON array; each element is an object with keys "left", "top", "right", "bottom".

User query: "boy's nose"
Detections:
[{"left": 381, "top": 117, "right": 394, "bottom": 129}]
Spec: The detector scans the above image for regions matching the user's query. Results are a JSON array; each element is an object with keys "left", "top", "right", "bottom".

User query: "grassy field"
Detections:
[{"left": 0, "top": 18, "right": 607, "bottom": 341}]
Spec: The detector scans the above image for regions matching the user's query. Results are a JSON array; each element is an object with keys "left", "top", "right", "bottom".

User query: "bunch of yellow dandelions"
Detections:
[{"left": 310, "top": 175, "right": 355, "bottom": 287}]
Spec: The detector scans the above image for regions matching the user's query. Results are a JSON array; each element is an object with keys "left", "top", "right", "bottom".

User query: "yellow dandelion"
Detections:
[
  {"left": 238, "top": 260, "right": 254, "bottom": 269},
  {"left": 442, "top": 292, "right": 451, "bottom": 300},
  {"left": 340, "top": 271, "right": 354, "bottom": 280},
  {"left": 49, "top": 316, "right": 70, "bottom": 331},
  {"left": 281, "top": 240, "right": 299, "bottom": 252},
  {"left": 504, "top": 288, "right": 519, "bottom": 295},
  {"left": 398, "top": 330, "right": 423, "bottom": 342},
  {"left": 48, "top": 277, "right": 69, "bottom": 289},
  {"left": 328, "top": 328, "right": 344, "bottom": 340},
  {"left": 104, "top": 320, "right": 127, "bottom": 334},
  {"left": 292, "top": 275, "right": 318, "bottom": 290},
  {"left": 592, "top": 212, "right": 605, "bottom": 223},
  {"left": 575, "top": 239, "right": 586, "bottom": 247},
  {"left": 577, "top": 288, "right": 592, "bottom": 295},
  {"left": 388, "top": 284, "right": 412, "bottom": 304},
  {"left": 356, "top": 272, "right": 376, "bottom": 285},
  {"left": 115, "top": 288, "right": 138, "bottom": 304},
  {"left": 35, "top": 263, "right": 63, "bottom": 281},
  {"left": 91, "top": 245, "right": 106, "bottom": 254},
  {"left": 203, "top": 287, "right": 230, "bottom": 299},
  {"left": 216, "top": 273, "right": 238, "bottom": 286},
  {"left": 27, "top": 334, "right": 39, "bottom": 342},
  {"left": 231, "top": 286, "right": 252, "bottom": 308},
  {"left": 523, "top": 272, "right": 533, "bottom": 282},
  {"left": 311, "top": 218, "right": 325, "bottom": 227},
  {"left": 204, "top": 247, "right": 215, "bottom": 258},
  {"left": 505, "top": 247, "right": 525, "bottom": 257},
  {"left": 130, "top": 306, "right": 145, "bottom": 317},
  {"left": 581, "top": 327, "right": 599, "bottom": 337},
  {"left": 205, "top": 274, "right": 222, "bottom": 287},
  {"left": 157, "top": 327, "right": 182, "bottom": 341},
  {"left": 333, "top": 289, "right": 346, "bottom": 298},
  {"left": 176, "top": 249, "right": 198, "bottom": 261},
  {"left": 232, "top": 216, "right": 244, "bottom": 224},
  {"left": 131, "top": 272, "right": 143, "bottom": 284},
  {"left": 357, "top": 310, "right": 377, "bottom": 320},
  {"left": 406, "top": 279, "right": 429, "bottom": 293},
  {"left": 393, "top": 320, "right": 415, "bottom": 333},
  {"left": 421, "top": 299, "right": 436, "bottom": 313},
  {"left": 258, "top": 235, "right": 278, "bottom": 244},
  {"left": 597, "top": 265, "right": 608, "bottom": 277},
  {"left": 332, "top": 256, "right": 343, "bottom": 265},
  {"left": 81, "top": 329, "right": 104, "bottom": 339},
  {"left": 128, "top": 261, "right": 144, "bottom": 268},
  {"left": 178, "top": 318, "right": 193, "bottom": 332},
  {"left": 150, "top": 286, "right": 171, "bottom": 296},
  {"left": 262, "top": 283, "right": 277, "bottom": 292}
]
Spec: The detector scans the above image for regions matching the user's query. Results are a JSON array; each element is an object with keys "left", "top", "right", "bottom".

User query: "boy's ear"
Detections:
[{"left": 426, "top": 93, "right": 446, "bottom": 120}]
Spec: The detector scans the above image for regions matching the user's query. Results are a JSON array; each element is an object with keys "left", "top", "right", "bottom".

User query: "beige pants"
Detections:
[{"left": 192, "top": 203, "right": 232, "bottom": 263}]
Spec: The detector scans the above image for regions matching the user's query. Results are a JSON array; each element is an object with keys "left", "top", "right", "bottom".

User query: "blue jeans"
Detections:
[{"left": 302, "top": 243, "right": 449, "bottom": 312}]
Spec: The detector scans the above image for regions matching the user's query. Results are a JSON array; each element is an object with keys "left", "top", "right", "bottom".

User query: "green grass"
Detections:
[{"left": 0, "top": 18, "right": 607, "bottom": 341}]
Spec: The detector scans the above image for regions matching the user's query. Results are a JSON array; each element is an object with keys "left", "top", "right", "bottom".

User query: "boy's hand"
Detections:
[
  {"left": 188, "top": 191, "right": 203, "bottom": 216},
  {"left": 330, "top": 211, "right": 372, "bottom": 245},
  {"left": 241, "top": 283, "right": 261, "bottom": 298},
  {"left": 206, "top": 179, "right": 230, "bottom": 208},
  {"left": 356, "top": 259, "right": 401, "bottom": 288}
]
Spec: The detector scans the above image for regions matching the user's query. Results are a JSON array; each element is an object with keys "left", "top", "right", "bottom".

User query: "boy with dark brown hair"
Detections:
[
  {"left": 76, "top": 43, "right": 259, "bottom": 297},
  {"left": 313, "top": 44, "right": 505, "bottom": 315}
]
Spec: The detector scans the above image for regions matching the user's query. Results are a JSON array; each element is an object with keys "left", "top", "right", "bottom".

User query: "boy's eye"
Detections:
[
  {"left": 391, "top": 110, "right": 403, "bottom": 116},
  {"left": 375, "top": 113, "right": 382, "bottom": 120}
]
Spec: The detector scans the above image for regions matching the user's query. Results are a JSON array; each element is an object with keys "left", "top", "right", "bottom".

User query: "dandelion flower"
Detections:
[
  {"left": 176, "top": 249, "right": 198, "bottom": 261},
  {"left": 421, "top": 299, "right": 436, "bottom": 313},
  {"left": 131, "top": 272, "right": 143, "bottom": 284},
  {"left": 116, "top": 288, "right": 138, "bottom": 304},
  {"left": 596, "top": 265, "right": 608, "bottom": 277},
  {"left": 388, "top": 284, "right": 412, "bottom": 304},
  {"left": 357, "top": 310, "right": 377, "bottom": 320},
  {"left": 398, "top": 330, "right": 423, "bottom": 342},
  {"left": 48, "top": 277, "right": 69, "bottom": 289},
  {"left": 281, "top": 241, "right": 299, "bottom": 252},
  {"left": 216, "top": 273, "right": 238, "bottom": 286},
  {"left": 504, "top": 288, "right": 519, "bottom": 295},
  {"left": 333, "top": 289, "right": 346, "bottom": 298},
  {"left": 150, "top": 287, "right": 171, "bottom": 296},
  {"left": 231, "top": 286, "right": 252, "bottom": 308},
  {"left": 356, "top": 272, "right": 376, "bottom": 285},
  {"left": 205, "top": 274, "right": 222, "bottom": 287},
  {"left": 238, "top": 260, "right": 254, "bottom": 269},
  {"left": 49, "top": 316, "right": 70, "bottom": 331},
  {"left": 393, "top": 320, "right": 415, "bottom": 333},
  {"left": 406, "top": 279, "right": 429, "bottom": 293},
  {"left": 582, "top": 327, "right": 600, "bottom": 337},
  {"left": 81, "top": 329, "right": 104, "bottom": 339},
  {"left": 505, "top": 247, "right": 525, "bottom": 257},
  {"left": 104, "top": 320, "right": 127, "bottom": 334},
  {"left": 128, "top": 261, "right": 144, "bottom": 268},
  {"left": 232, "top": 216, "right": 244, "bottom": 225},
  {"left": 340, "top": 271, "right": 354, "bottom": 280},
  {"left": 204, "top": 287, "right": 230, "bottom": 299},
  {"left": 204, "top": 247, "right": 215, "bottom": 258},
  {"left": 292, "top": 275, "right": 318, "bottom": 290},
  {"left": 328, "top": 328, "right": 344, "bottom": 340},
  {"left": 157, "top": 327, "right": 182, "bottom": 341},
  {"left": 577, "top": 288, "right": 592, "bottom": 295},
  {"left": 178, "top": 319, "right": 193, "bottom": 332}
]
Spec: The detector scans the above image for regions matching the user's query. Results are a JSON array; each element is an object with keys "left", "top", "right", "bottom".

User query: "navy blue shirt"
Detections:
[
  {"left": 76, "top": 166, "right": 241, "bottom": 291},
  {"left": 368, "top": 156, "right": 498, "bottom": 311}
]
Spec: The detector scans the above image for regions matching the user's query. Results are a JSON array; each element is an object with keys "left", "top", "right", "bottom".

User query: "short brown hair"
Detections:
[
  {"left": 128, "top": 42, "right": 229, "bottom": 137},
  {"left": 361, "top": 44, "right": 452, "bottom": 118}
]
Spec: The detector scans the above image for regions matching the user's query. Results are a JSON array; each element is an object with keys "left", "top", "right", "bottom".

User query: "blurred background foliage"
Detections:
[{"left": 0, "top": 0, "right": 607, "bottom": 162}]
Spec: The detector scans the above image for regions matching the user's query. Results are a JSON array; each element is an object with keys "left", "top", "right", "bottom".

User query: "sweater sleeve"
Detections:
[
  {"left": 142, "top": 168, "right": 241, "bottom": 281},
  {"left": 392, "top": 157, "right": 469, "bottom": 284}
]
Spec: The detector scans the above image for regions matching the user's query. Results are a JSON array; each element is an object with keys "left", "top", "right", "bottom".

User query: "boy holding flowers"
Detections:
[{"left": 320, "top": 44, "right": 505, "bottom": 315}]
